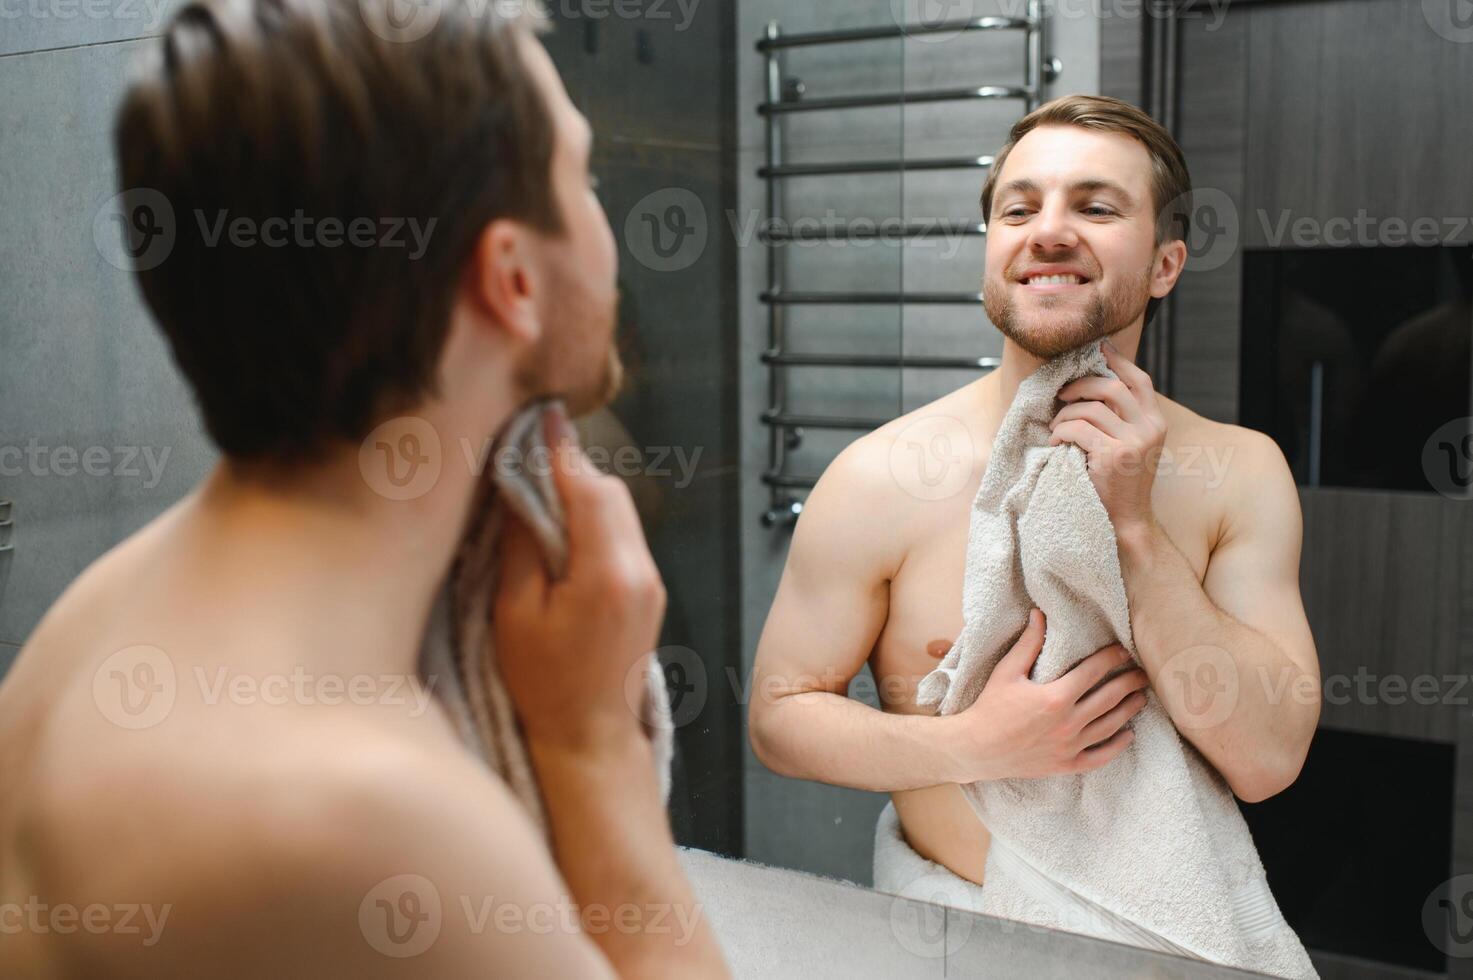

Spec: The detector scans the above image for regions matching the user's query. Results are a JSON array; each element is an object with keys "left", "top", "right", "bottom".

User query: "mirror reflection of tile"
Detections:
[{"left": 0, "top": 500, "right": 12, "bottom": 616}]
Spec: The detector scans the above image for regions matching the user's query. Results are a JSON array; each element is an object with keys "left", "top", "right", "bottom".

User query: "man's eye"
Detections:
[
  {"left": 1003, "top": 207, "right": 1030, "bottom": 218},
  {"left": 1083, "top": 205, "right": 1115, "bottom": 217}
]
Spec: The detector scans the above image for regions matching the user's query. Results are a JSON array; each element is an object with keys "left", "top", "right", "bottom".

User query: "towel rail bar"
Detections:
[
  {"left": 761, "top": 351, "right": 1000, "bottom": 370},
  {"left": 760, "top": 221, "right": 985, "bottom": 243},
  {"left": 763, "top": 472, "right": 819, "bottom": 490},
  {"left": 761, "top": 291, "right": 985, "bottom": 305},
  {"left": 757, "top": 8, "right": 1046, "bottom": 527},
  {"left": 757, "top": 156, "right": 993, "bottom": 179},
  {"left": 754, "top": 16, "right": 1032, "bottom": 50},
  {"left": 761, "top": 411, "right": 890, "bottom": 431},
  {"left": 759, "top": 85, "right": 1029, "bottom": 115}
]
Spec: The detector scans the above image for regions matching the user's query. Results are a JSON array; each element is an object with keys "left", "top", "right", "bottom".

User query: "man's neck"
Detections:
[
  {"left": 185, "top": 403, "right": 517, "bottom": 679},
  {"left": 986, "top": 321, "right": 1145, "bottom": 412}
]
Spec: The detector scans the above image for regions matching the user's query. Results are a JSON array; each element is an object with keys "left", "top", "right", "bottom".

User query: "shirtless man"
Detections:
[
  {"left": 749, "top": 95, "right": 1321, "bottom": 888},
  {"left": 0, "top": 3, "right": 726, "bottom": 977}
]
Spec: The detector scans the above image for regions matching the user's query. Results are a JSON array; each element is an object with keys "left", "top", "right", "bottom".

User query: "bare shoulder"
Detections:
[
  {"left": 798, "top": 381, "right": 988, "bottom": 577},
  {"left": 25, "top": 717, "right": 602, "bottom": 979},
  {"left": 1160, "top": 396, "right": 1285, "bottom": 462},
  {"left": 1157, "top": 396, "right": 1298, "bottom": 546}
]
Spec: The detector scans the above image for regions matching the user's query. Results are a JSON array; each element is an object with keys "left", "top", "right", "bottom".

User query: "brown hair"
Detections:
[
  {"left": 114, "top": 0, "right": 559, "bottom": 461},
  {"left": 979, "top": 95, "right": 1192, "bottom": 325}
]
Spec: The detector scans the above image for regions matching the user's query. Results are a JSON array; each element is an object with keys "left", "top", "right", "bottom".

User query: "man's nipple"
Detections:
[{"left": 926, "top": 639, "right": 953, "bottom": 659}]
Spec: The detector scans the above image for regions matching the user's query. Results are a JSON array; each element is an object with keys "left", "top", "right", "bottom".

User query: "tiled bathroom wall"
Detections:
[
  {"left": 537, "top": 2, "right": 744, "bottom": 856},
  {"left": 0, "top": 2, "right": 214, "bottom": 674}
]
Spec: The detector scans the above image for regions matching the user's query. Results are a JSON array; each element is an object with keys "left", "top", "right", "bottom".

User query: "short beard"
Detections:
[
  {"left": 983, "top": 264, "right": 1152, "bottom": 360},
  {"left": 513, "top": 286, "right": 623, "bottom": 418}
]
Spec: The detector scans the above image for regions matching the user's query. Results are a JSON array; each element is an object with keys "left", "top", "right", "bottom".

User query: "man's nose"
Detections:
[{"left": 1025, "top": 201, "right": 1080, "bottom": 253}]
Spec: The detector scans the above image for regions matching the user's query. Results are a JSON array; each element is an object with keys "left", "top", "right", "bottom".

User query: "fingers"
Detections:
[
  {"left": 1075, "top": 686, "right": 1147, "bottom": 748},
  {"left": 1070, "top": 725, "right": 1135, "bottom": 772},
  {"left": 1073, "top": 665, "right": 1149, "bottom": 723},
  {"left": 543, "top": 408, "right": 642, "bottom": 576},
  {"left": 495, "top": 512, "right": 547, "bottom": 619},
  {"left": 1056, "top": 643, "right": 1133, "bottom": 701},
  {"left": 1047, "top": 418, "right": 1112, "bottom": 456},
  {"left": 1100, "top": 339, "right": 1159, "bottom": 413},
  {"left": 997, "top": 609, "right": 1047, "bottom": 679},
  {"left": 543, "top": 406, "right": 597, "bottom": 542},
  {"left": 1056, "top": 376, "right": 1142, "bottom": 425},
  {"left": 1050, "top": 399, "right": 1130, "bottom": 440}
]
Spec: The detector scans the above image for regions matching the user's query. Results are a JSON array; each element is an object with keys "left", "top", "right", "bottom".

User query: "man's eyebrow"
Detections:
[
  {"left": 1072, "top": 178, "right": 1136, "bottom": 204},
  {"left": 994, "top": 177, "right": 1138, "bottom": 206},
  {"left": 996, "top": 178, "right": 1040, "bottom": 200}
]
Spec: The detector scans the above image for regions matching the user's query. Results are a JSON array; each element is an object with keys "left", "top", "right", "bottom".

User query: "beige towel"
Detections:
[
  {"left": 915, "top": 343, "right": 1316, "bottom": 979},
  {"left": 419, "top": 399, "right": 675, "bottom": 831}
]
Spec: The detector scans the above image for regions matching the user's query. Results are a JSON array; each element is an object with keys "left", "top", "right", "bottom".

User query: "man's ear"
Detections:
[
  {"left": 465, "top": 219, "right": 540, "bottom": 345},
  {"left": 1150, "top": 237, "right": 1188, "bottom": 299}
]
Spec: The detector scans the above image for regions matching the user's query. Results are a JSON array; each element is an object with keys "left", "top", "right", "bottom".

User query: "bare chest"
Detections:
[{"left": 869, "top": 457, "right": 1217, "bottom": 711}]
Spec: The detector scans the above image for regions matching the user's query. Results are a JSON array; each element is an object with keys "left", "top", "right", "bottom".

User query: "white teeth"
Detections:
[{"left": 1027, "top": 274, "right": 1082, "bottom": 286}]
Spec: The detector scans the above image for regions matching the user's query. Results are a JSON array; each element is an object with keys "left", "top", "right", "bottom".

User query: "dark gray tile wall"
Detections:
[
  {"left": 539, "top": 2, "right": 743, "bottom": 855},
  {"left": 0, "top": 37, "right": 217, "bottom": 651},
  {"left": 0, "top": 0, "right": 181, "bottom": 57}
]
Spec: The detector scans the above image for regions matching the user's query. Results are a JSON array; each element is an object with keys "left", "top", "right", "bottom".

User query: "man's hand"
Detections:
[
  {"left": 941, "top": 609, "right": 1150, "bottom": 782},
  {"left": 494, "top": 405, "right": 667, "bottom": 749},
  {"left": 491, "top": 407, "right": 729, "bottom": 978},
  {"left": 1048, "top": 337, "right": 1167, "bottom": 535}
]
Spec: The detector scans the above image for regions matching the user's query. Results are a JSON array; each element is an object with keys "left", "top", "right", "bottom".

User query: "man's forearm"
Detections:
[
  {"left": 752, "top": 690, "right": 965, "bottom": 791},
  {"left": 528, "top": 730, "right": 729, "bottom": 979},
  {"left": 1115, "top": 520, "right": 1317, "bottom": 799}
]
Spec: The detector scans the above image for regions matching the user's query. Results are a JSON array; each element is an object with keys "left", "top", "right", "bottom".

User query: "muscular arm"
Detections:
[
  {"left": 1118, "top": 432, "right": 1321, "bottom": 803},
  {"left": 747, "top": 439, "right": 968, "bottom": 792}
]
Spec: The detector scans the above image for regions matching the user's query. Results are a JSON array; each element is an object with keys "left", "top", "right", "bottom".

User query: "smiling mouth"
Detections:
[{"left": 1020, "top": 273, "right": 1088, "bottom": 287}]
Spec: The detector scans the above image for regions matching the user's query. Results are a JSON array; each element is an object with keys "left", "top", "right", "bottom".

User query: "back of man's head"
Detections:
[{"left": 115, "top": 0, "right": 559, "bottom": 462}]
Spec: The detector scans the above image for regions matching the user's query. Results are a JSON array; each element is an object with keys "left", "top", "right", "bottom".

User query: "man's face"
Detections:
[
  {"left": 981, "top": 124, "right": 1173, "bottom": 359},
  {"left": 515, "top": 36, "right": 622, "bottom": 416}
]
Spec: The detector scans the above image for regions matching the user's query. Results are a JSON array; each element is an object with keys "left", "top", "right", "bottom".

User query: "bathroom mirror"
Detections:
[
  {"left": 535, "top": 1, "right": 1473, "bottom": 976},
  {"left": 2, "top": 0, "right": 1470, "bottom": 976}
]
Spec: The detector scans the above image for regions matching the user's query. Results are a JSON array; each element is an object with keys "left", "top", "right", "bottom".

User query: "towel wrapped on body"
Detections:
[{"left": 913, "top": 343, "right": 1316, "bottom": 979}]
